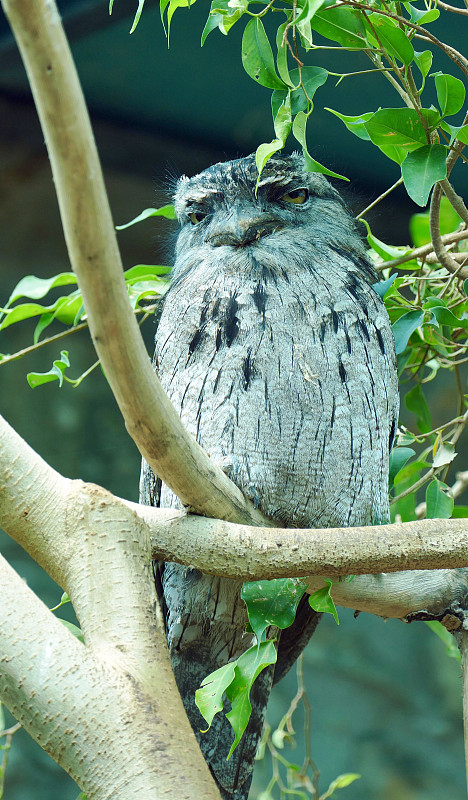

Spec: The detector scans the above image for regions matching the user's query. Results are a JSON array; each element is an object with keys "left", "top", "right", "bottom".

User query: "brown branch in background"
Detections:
[
  {"left": 375, "top": 229, "right": 468, "bottom": 270},
  {"left": 441, "top": 179, "right": 468, "bottom": 226},
  {"left": 436, "top": 0, "right": 468, "bottom": 13},
  {"left": 430, "top": 129, "right": 468, "bottom": 280},
  {"left": 425, "top": 251, "right": 468, "bottom": 265}
]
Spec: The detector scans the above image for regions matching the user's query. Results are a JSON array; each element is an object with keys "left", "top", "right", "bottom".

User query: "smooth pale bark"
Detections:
[
  {"left": 0, "top": 553, "right": 220, "bottom": 800},
  {"left": 306, "top": 569, "right": 468, "bottom": 620},
  {"left": 130, "top": 504, "right": 468, "bottom": 580},
  {"left": 0, "top": 0, "right": 267, "bottom": 529},
  {"left": 0, "top": 411, "right": 221, "bottom": 799}
]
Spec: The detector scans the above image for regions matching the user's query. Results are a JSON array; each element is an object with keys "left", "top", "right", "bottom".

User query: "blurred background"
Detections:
[{"left": 0, "top": 1, "right": 466, "bottom": 798}]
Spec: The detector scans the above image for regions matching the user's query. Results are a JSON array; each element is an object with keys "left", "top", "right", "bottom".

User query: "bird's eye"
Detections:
[
  {"left": 280, "top": 188, "right": 309, "bottom": 205},
  {"left": 189, "top": 211, "right": 206, "bottom": 225}
]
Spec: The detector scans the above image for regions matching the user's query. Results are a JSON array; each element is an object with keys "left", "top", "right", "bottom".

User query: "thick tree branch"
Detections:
[
  {"left": 0, "top": 553, "right": 221, "bottom": 800},
  {"left": 0, "top": 0, "right": 268, "bottom": 528},
  {"left": 0, "top": 410, "right": 221, "bottom": 798},
  {"left": 307, "top": 569, "right": 468, "bottom": 620},
  {"left": 0, "top": 414, "right": 71, "bottom": 585},
  {"left": 124, "top": 503, "right": 468, "bottom": 580}
]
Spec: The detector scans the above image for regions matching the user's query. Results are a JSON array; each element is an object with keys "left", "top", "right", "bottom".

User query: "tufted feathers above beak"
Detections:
[{"left": 207, "top": 211, "right": 284, "bottom": 247}]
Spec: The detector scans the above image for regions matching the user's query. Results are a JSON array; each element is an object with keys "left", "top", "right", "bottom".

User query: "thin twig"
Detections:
[
  {"left": 436, "top": 0, "right": 468, "bottom": 14},
  {"left": 327, "top": 0, "right": 468, "bottom": 79},
  {"left": 356, "top": 178, "right": 404, "bottom": 220},
  {"left": 0, "top": 322, "right": 88, "bottom": 366}
]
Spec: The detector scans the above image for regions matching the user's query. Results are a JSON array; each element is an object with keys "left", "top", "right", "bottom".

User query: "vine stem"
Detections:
[{"left": 430, "top": 119, "right": 468, "bottom": 280}]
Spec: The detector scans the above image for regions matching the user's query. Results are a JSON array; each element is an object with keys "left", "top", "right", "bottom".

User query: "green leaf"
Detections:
[
  {"left": 377, "top": 143, "right": 409, "bottom": 165},
  {"left": 225, "top": 640, "right": 277, "bottom": 758},
  {"left": 128, "top": 281, "right": 170, "bottom": 309},
  {"left": 373, "top": 273, "right": 397, "bottom": 298},
  {"left": 292, "top": 111, "right": 348, "bottom": 181},
  {"left": 5, "top": 273, "right": 77, "bottom": 308},
  {"left": 195, "top": 661, "right": 237, "bottom": 729},
  {"left": 454, "top": 125, "right": 468, "bottom": 145},
  {"left": 392, "top": 309, "right": 425, "bottom": 354},
  {"left": 27, "top": 350, "right": 70, "bottom": 388},
  {"left": 295, "top": 0, "right": 327, "bottom": 26},
  {"left": 256, "top": 94, "right": 292, "bottom": 181},
  {"left": 308, "top": 579, "right": 339, "bottom": 624},
  {"left": 256, "top": 140, "right": 285, "bottom": 180},
  {"left": 361, "top": 219, "right": 414, "bottom": 263},
  {"left": 272, "top": 67, "right": 328, "bottom": 118},
  {"left": 389, "top": 447, "right": 416, "bottom": 490},
  {"left": 50, "top": 592, "right": 71, "bottom": 612},
  {"left": 407, "top": 4, "right": 439, "bottom": 24},
  {"left": 34, "top": 312, "right": 55, "bottom": 344},
  {"left": 202, "top": 0, "right": 246, "bottom": 41},
  {"left": 241, "top": 578, "right": 307, "bottom": 642},
  {"left": 296, "top": 65, "right": 329, "bottom": 101},
  {"left": 452, "top": 506, "right": 468, "bottom": 518},
  {"left": 325, "top": 108, "right": 373, "bottom": 141},
  {"left": 276, "top": 22, "right": 294, "bottom": 87},
  {"left": 129, "top": 0, "right": 146, "bottom": 33},
  {"left": 404, "top": 384, "right": 432, "bottom": 434},
  {"left": 311, "top": 0, "right": 367, "bottom": 49},
  {"left": 201, "top": 7, "right": 224, "bottom": 44},
  {"left": 124, "top": 264, "right": 171, "bottom": 281},
  {"left": 58, "top": 619, "right": 84, "bottom": 644},
  {"left": 427, "top": 303, "right": 468, "bottom": 331},
  {"left": 364, "top": 108, "right": 428, "bottom": 150},
  {"left": 321, "top": 773, "right": 361, "bottom": 799},
  {"left": 54, "top": 294, "right": 84, "bottom": 325},
  {"left": 0, "top": 301, "right": 56, "bottom": 331},
  {"left": 242, "top": 18, "right": 286, "bottom": 90},
  {"left": 434, "top": 72, "right": 466, "bottom": 117},
  {"left": 366, "top": 13, "right": 414, "bottom": 66},
  {"left": 401, "top": 144, "right": 447, "bottom": 207},
  {"left": 273, "top": 95, "right": 292, "bottom": 143},
  {"left": 414, "top": 50, "right": 433, "bottom": 87},
  {"left": 116, "top": 205, "right": 177, "bottom": 230},
  {"left": 425, "top": 621, "right": 460, "bottom": 662},
  {"left": 161, "top": 0, "right": 195, "bottom": 44},
  {"left": 426, "top": 479, "right": 454, "bottom": 519},
  {"left": 432, "top": 442, "right": 456, "bottom": 468}
]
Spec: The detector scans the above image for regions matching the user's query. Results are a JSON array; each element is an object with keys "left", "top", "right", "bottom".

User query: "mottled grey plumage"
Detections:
[{"left": 140, "top": 153, "right": 399, "bottom": 800}]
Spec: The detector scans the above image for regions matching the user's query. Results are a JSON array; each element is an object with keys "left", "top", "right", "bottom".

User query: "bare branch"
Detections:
[
  {"left": 436, "top": 0, "right": 468, "bottom": 13},
  {"left": 376, "top": 229, "right": 468, "bottom": 270},
  {"left": 120, "top": 503, "right": 468, "bottom": 580},
  {"left": 0, "top": 552, "right": 221, "bottom": 800},
  {"left": 1, "top": 0, "right": 268, "bottom": 528}
]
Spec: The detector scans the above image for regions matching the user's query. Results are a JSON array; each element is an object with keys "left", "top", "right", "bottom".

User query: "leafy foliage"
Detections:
[
  {"left": 0, "top": 218, "right": 172, "bottom": 382},
  {"left": 196, "top": 578, "right": 339, "bottom": 757}
]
